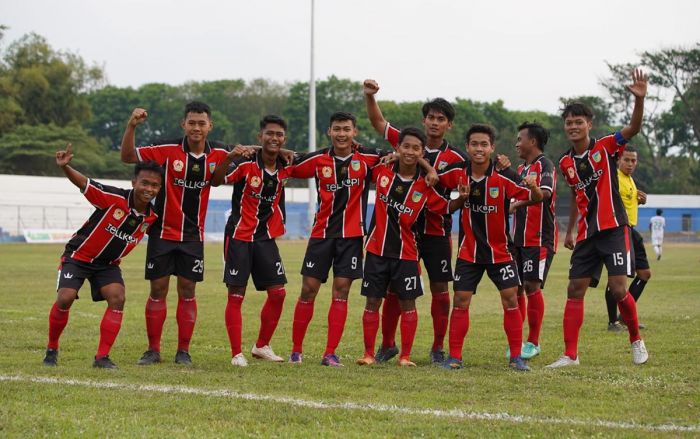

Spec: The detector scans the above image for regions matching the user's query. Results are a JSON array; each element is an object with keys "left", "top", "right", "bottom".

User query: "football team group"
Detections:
[{"left": 42, "top": 69, "right": 653, "bottom": 372}]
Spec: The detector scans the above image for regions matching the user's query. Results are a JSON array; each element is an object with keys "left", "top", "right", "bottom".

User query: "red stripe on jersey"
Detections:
[{"left": 513, "top": 155, "right": 557, "bottom": 250}]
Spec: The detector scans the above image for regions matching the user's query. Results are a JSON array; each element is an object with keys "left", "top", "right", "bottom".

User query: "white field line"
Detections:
[{"left": 1, "top": 374, "right": 698, "bottom": 433}]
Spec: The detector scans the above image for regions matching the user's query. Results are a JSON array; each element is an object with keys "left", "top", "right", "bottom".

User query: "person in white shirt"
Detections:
[{"left": 649, "top": 209, "right": 666, "bottom": 260}]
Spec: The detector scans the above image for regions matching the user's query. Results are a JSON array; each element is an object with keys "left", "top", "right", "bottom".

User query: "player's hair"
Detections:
[
  {"left": 561, "top": 102, "right": 593, "bottom": 120},
  {"left": 399, "top": 126, "right": 427, "bottom": 147},
  {"left": 656, "top": 209, "right": 663, "bottom": 215},
  {"left": 184, "top": 101, "right": 211, "bottom": 118},
  {"left": 260, "top": 114, "right": 287, "bottom": 131},
  {"left": 329, "top": 111, "right": 357, "bottom": 127},
  {"left": 135, "top": 160, "right": 164, "bottom": 180},
  {"left": 466, "top": 123, "right": 496, "bottom": 144},
  {"left": 422, "top": 98, "right": 455, "bottom": 122},
  {"left": 623, "top": 145, "right": 638, "bottom": 154},
  {"left": 517, "top": 121, "right": 549, "bottom": 151}
]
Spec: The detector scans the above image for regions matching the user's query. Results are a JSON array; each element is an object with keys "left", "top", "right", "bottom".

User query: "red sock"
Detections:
[
  {"left": 225, "top": 294, "right": 244, "bottom": 356},
  {"left": 325, "top": 298, "right": 347, "bottom": 355},
  {"left": 617, "top": 292, "right": 641, "bottom": 343},
  {"left": 503, "top": 307, "right": 523, "bottom": 359},
  {"left": 47, "top": 302, "right": 70, "bottom": 350},
  {"left": 448, "top": 307, "right": 469, "bottom": 360},
  {"left": 96, "top": 308, "right": 123, "bottom": 358},
  {"left": 380, "top": 292, "right": 400, "bottom": 348},
  {"left": 430, "top": 292, "right": 450, "bottom": 351},
  {"left": 399, "top": 310, "right": 418, "bottom": 361},
  {"left": 256, "top": 287, "right": 286, "bottom": 348},
  {"left": 362, "top": 309, "right": 380, "bottom": 357},
  {"left": 176, "top": 297, "right": 197, "bottom": 352},
  {"left": 517, "top": 293, "right": 527, "bottom": 321},
  {"left": 563, "top": 298, "right": 584, "bottom": 359},
  {"left": 526, "top": 290, "right": 544, "bottom": 345},
  {"left": 145, "top": 297, "right": 167, "bottom": 352},
  {"left": 292, "top": 299, "right": 315, "bottom": 353}
]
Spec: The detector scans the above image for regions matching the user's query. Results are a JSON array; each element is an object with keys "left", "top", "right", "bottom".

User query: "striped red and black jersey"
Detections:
[
  {"left": 224, "top": 150, "right": 292, "bottom": 242},
  {"left": 439, "top": 161, "right": 532, "bottom": 264},
  {"left": 512, "top": 154, "right": 558, "bottom": 251},
  {"left": 63, "top": 179, "right": 158, "bottom": 265},
  {"left": 384, "top": 123, "right": 468, "bottom": 237},
  {"left": 290, "top": 144, "right": 385, "bottom": 239},
  {"left": 365, "top": 163, "right": 449, "bottom": 261},
  {"left": 136, "top": 138, "right": 229, "bottom": 242},
  {"left": 559, "top": 132, "right": 629, "bottom": 242}
]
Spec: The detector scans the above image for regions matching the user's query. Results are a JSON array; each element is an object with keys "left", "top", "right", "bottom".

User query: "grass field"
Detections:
[{"left": 1, "top": 241, "right": 699, "bottom": 437}]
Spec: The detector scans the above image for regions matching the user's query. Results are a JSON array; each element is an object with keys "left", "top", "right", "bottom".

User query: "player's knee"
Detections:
[
  {"left": 566, "top": 281, "right": 586, "bottom": 299},
  {"left": 300, "top": 280, "right": 320, "bottom": 301},
  {"left": 430, "top": 281, "right": 448, "bottom": 294},
  {"left": 149, "top": 279, "right": 169, "bottom": 299},
  {"left": 227, "top": 285, "right": 246, "bottom": 296},
  {"left": 267, "top": 286, "right": 286, "bottom": 302},
  {"left": 524, "top": 281, "right": 540, "bottom": 295},
  {"left": 453, "top": 293, "right": 472, "bottom": 309},
  {"left": 55, "top": 289, "right": 76, "bottom": 309},
  {"left": 365, "top": 297, "right": 382, "bottom": 312},
  {"left": 176, "top": 280, "right": 196, "bottom": 299}
]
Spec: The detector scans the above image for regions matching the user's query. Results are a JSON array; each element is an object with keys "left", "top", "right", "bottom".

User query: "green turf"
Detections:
[{"left": 0, "top": 242, "right": 698, "bottom": 437}]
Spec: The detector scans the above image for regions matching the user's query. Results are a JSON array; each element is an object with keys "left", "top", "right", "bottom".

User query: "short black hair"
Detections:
[
  {"left": 329, "top": 111, "right": 357, "bottom": 127},
  {"left": 422, "top": 98, "right": 455, "bottom": 122},
  {"left": 398, "top": 126, "right": 426, "bottom": 147},
  {"left": 656, "top": 209, "right": 663, "bottom": 216},
  {"left": 135, "top": 160, "right": 164, "bottom": 181},
  {"left": 184, "top": 101, "right": 211, "bottom": 118},
  {"left": 518, "top": 121, "right": 549, "bottom": 151},
  {"left": 623, "top": 145, "right": 638, "bottom": 154},
  {"left": 466, "top": 123, "right": 496, "bottom": 144},
  {"left": 561, "top": 102, "right": 593, "bottom": 120},
  {"left": 260, "top": 114, "right": 287, "bottom": 131}
]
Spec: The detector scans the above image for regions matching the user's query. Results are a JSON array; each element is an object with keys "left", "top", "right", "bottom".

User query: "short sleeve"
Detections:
[
  {"left": 502, "top": 176, "right": 531, "bottom": 201},
  {"left": 136, "top": 144, "right": 171, "bottom": 164},
  {"left": 83, "top": 179, "right": 127, "bottom": 209},
  {"left": 425, "top": 186, "right": 449, "bottom": 214},
  {"left": 225, "top": 160, "right": 248, "bottom": 184},
  {"left": 539, "top": 159, "right": 555, "bottom": 192},
  {"left": 437, "top": 162, "right": 465, "bottom": 190},
  {"left": 385, "top": 123, "right": 400, "bottom": 150},
  {"left": 597, "top": 132, "right": 627, "bottom": 156}
]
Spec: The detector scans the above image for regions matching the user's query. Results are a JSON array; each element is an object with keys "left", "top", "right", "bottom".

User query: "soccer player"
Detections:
[
  {"left": 649, "top": 209, "right": 665, "bottom": 260},
  {"left": 508, "top": 122, "right": 557, "bottom": 359},
  {"left": 363, "top": 79, "right": 468, "bottom": 364},
  {"left": 43, "top": 144, "right": 162, "bottom": 368},
  {"left": 121, "top": 102, "right": 229, "bottom": 366},
  {"left": 286, "top": 112, "right": 385, "bottom": 367},
  {"left": 605, "top": 145, "right": 651, "bottom": 331},
  {"left": 438, "top": 124, "right": 543, "bottom": 372},
  {"left": 546, "top": 69, "right": 649, "bottom": 368},
  {"left": 356, "top": 127, "right": 468, "bottom": 367},
  {"left": 211, "top": 115, "right": 293, "bottom": 367}
]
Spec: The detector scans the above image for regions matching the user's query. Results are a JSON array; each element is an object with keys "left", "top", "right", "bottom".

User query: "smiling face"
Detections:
[
  {"left": 422, "top": 109, "right": 452, "bottom": 140},
  {"left": 328, "top": 119, "right": 357, "bottom": 151},
  {"left": 564, "top": 115, "right": 592, "bottom": 144},
  {"left": 132, "top": 170, "right": 162, "bottom": 206},
  {"left": 258, "top": 122, "right": 287, "bottom": 154},
  {"left": 181, "top": 111, "right": 212, "bottom": 144},
  {"left": 516, "top": 128, "right": 536, "bottom": 160},
  {"left": 466, "top": 132, "right": 494, "bottom": 165},
  {"left": 397, "top": 134, "right": 424, "bottom": 166}
]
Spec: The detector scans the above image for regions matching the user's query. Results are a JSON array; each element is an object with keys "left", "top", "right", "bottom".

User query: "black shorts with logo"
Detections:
[
  {"left": 417, "top": 234, "right": 453, "bottom": 282},
  {"left": 57, "top": 256, "right": 124, "bottom": 302},
  {"left": 360, "top": 252, "right": 423, "bottom": 301},
  {"left": 145, "top": 234, "right": 204, "bottom": 282},
  {"left": 569, "top": 226, "right": 634, "bottom": 280},
  {"left": 223, "top": 237, "right": 287, "bottom": 291},
  {"left": 453, "top": 258, "right": 521, "bottom": 292},
  {"left": 513, "top": 246, "right": 555, "bottom": 288},
  {"left": 301, "top": 237, "right": 363, "bottom": 282},
  {"left": 588, "top": 226, "right": 648, "bottom": 286}
]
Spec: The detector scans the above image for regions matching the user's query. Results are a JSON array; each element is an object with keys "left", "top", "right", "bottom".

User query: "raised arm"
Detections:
[
  {"left": 619, "top": 68, "right": 648, "bottom": 141},
  {"left": 363, "top": 79, "right": 388, "bottom": 136},
  {"left": 120, "top": 108, "right": 148, "bottom": 164},
  {"left": 56, "top": 143, "right": 87, "bottom": 191}
]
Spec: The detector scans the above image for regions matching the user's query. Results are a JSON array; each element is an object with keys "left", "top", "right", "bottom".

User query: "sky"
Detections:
[{"left": 2, "top": 0, "right": 699, "bottom": 114}]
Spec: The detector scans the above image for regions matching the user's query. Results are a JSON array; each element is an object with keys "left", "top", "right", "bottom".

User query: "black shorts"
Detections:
[
  {"left": 301, "top": 237, "right": 363, "bottom": 282},
  {"left": 569, "top": 226, "right": 634, "bottom": 280},
  {"left": 513, "top": 246, "right": 554, "bottom": 288},
  {"left": 453, "top": 258, "right": 521, "bottom": 292},
  {"left": 145, "top": 234, "right": 204, "bottom": 282},
  {"left": 360, "top": 252, "right": 423, "bottom": 301},
  {"left": 223, "top": 237, "right": 287, "bottom": 291},
  {"left": 57, "top": 257, "right": 123, "bottom": 302},
  {"left": 417, "top": 234, "right": 453, "bottom": 282}
]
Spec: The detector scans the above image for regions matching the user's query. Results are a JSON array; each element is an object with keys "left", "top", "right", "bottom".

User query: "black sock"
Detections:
[
  {"left": 604, "top": 286, "right": 618, "bottom": 324},
  {"left": 629, "top": 277, "right": 648, "bottom": 302}
]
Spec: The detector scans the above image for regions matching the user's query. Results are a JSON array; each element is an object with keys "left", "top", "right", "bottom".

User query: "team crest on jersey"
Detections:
[
  {"left": 395, "top": 185, "right": 404, "bottom": 194},
  {"left": 567, "top": 167, "right": 576, "bottom": 178},
  {"left": 380, "top": 176, "right": 390, "bottom": 188},
  {"left": 489, "top": 187, "right": 499, "bottom": 198},
  {"left": 437, "top": 161, "right": 448, "bottom": 170},
  {"left": 340, "top": 166, "right": 347, "bottom": 175},
  {"left": 578, "top": 161, "right": 587, "bottom": 171},
  {"left": 412, "top": 191, "right": 423, "bottom": 203},
  {"left": 322, "top": 166, "right": 333, "bottom": 178},
  {"left": 128, "top": 218, "right": 137, "bottom": 226},
  {"left": 250, "top": 176, "right": 261, "bottom": 188},
  {"left": 141, "top": 223, "right": 149, "bottom": 233},
  {"left": 192, "top": 163, "right": 200, "bottom": 173},
  {"left": 351, "top": 160, "right": 361, "bottom": 171},
  {"left": 113, "top": 209, "right": 125, "bottom": 220},
  {"left": 472, "top": 188, "right": 481, "bottom": 197},
  {"left": 173, "top": 160, "right": 184, "bottom": 172},
  {"left": 209, "top": 163, "right": 216, "bottom": 173},
  {"left": 592, "top": 151, "right": 602, "bottom": 163},
  {"left": 529, "top": 171, "right": 538, "bottom": 178}
]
